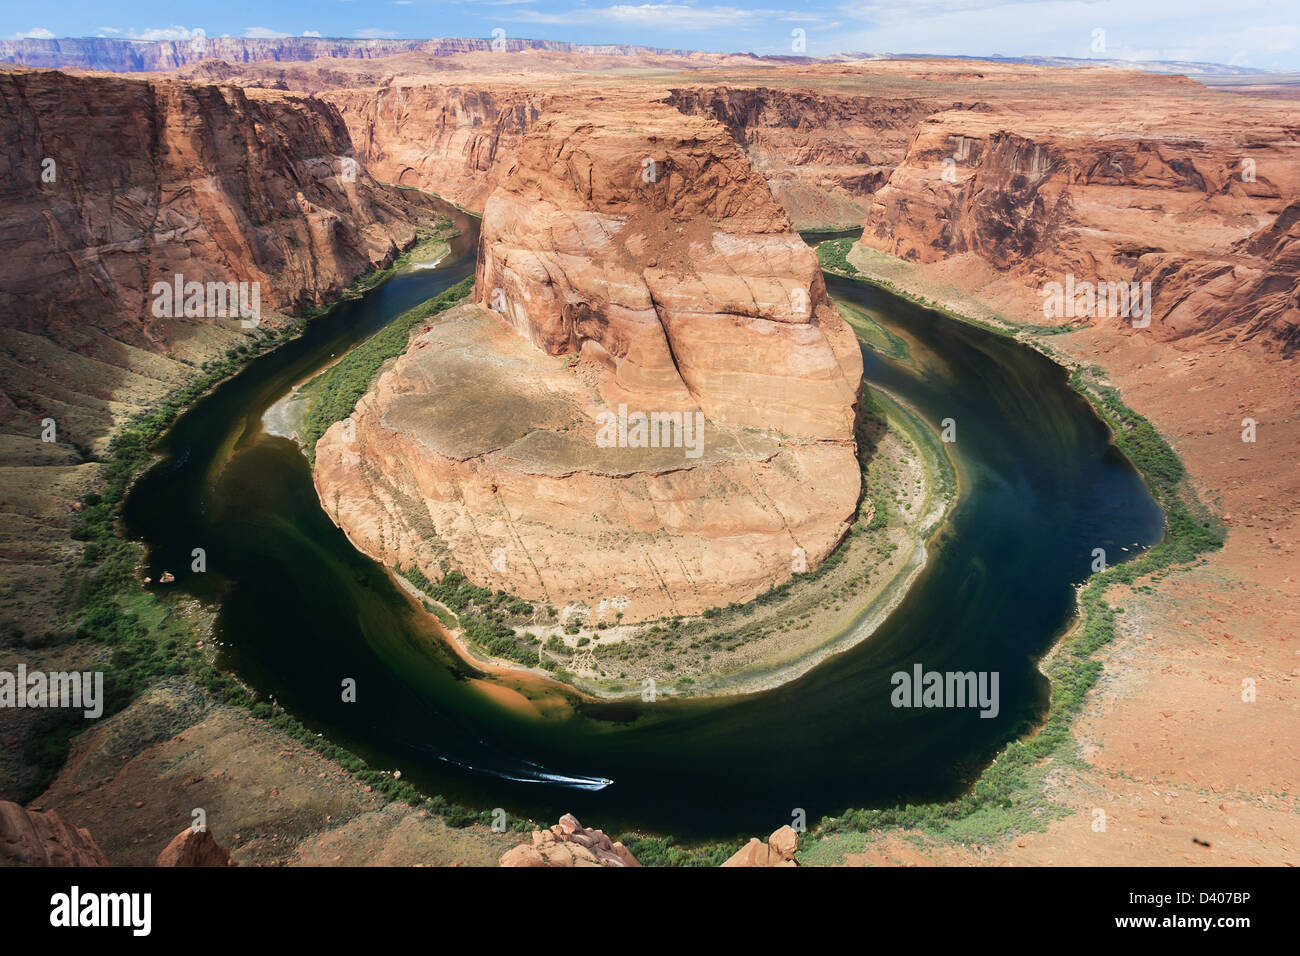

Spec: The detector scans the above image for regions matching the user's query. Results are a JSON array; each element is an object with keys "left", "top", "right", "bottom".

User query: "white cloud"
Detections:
[
  {"left": 355, "top": 28, "right": 400, "bottom": 38},
  {"left": 827, "top": 0, "right": 1299, "bottom": 69},
  {"left": 126, "top": 25, "right": 203, "bottom": 42},
  {"left": 15, "top": 27, "right": 55, "bottom": 39},
  {"left": 244, "top": 27, "right": 292, "bottom": 38},
  {"left": 509, "top": 4, "right": 770, "bottom": 30},
  {"left": 302, "top": 31, "right": 323, "bottom": 38}
]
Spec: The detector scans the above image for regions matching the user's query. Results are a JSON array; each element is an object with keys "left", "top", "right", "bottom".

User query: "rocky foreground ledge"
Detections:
[
  {"left": 496, "top": 813, "right": 801, "bottom": 867},
  {"left": 499, "top": 813, "right": 642, "bottom": 867},
  {"left": 2, "top": 800, "right": 797, "bottom": 868},
  {"left": 0, "top": 800, "right": 229, "bottom": 867}
]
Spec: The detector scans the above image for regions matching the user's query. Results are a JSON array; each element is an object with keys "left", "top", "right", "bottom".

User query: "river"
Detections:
[{"left": 124, "top": 201, "right": 1165, "bottom": 840}]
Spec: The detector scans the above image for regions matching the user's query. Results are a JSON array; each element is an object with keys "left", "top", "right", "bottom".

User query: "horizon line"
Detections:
[{"left": 0, "top": 34, "right": 1285, "bottom": 75}]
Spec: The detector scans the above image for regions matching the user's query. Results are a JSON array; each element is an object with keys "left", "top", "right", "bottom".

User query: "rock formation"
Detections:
[
  {"left": 666, "top": 87, "right": 936, "bottom": 230},
  {"left": 0, "top": 68, "right": 442, "bottom": 351},
  {"left": 3, "top": 48, "right": 1295, "bottom": 870},
  {"left": 861, "top": 91, "right": 1300, "bottom": 352},
  {"left": 0, "top": 800, "right": 108, "bottom": 866},
  {"left": 325, "top": 85, "right": 546, "bottom": 211},
  {"left": 720, "top": 825, "right": 800, "bottom": 867},
  {"left": 0, "top": 65, "right": 446, "bottom": 642},
  {"left": 314, "top": 105, "right": 863, "bottom": 623},
  {"left": 475, "top": 105, "right": 863, "bottom": 439},
  {"left": 156, "top": 827, "right": 233, "bottom": 867},
  {"left": 499, "top": 813, "right": 640, "bottom": 867},
  {"left": 1135, "top": 199, "right": 1300, "bottom": 356},
  {"left": 329, "top": 82, "right": 934, "bottom": 229}
]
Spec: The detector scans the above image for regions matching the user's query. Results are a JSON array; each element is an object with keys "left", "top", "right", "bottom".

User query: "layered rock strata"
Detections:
[
  {"left": 0, "top": 67, "right": 442, "bottom": 356},
  {"left": 862, "top": 99, "right": 1300, "bottom": 352},
  {"left": 325, "top": 85, "right": 547, "bottom": 211},
  {"left": 314, "top": 106, "right": 863, "bottom": 623}
]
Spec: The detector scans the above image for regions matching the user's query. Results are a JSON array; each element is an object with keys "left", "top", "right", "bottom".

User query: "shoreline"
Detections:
[
  {"left": 289, "top": 293, "right": 958, "bottom": 702},
  {"left": 375, "top": 387, "right": 956, "bottom": 703},
  {"left": 828, "top": 240, "right": 1152, "bottom": 696},
  {"left": 799, "top": 240, "right": 1226, "bottom": 859},
  {"left": 46, "top": 227, "right": 1223, "bottom": 861},
  {"left": 27, "top": 213, "right": 485, "bottom": 821},
  {"left": 280, "top": 244, "right": 960, "bottom": 703}
]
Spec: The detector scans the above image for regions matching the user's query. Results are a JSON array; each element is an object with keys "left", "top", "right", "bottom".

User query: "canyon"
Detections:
[
  {"left": 0, "top": 43, "right": 1295, "bottom": 866},
  {"left": 0, "top": 65, "right": 445, "bottom": 647},
  {"left": 313, "top": 104, "right": 863, "bottom": 623}
]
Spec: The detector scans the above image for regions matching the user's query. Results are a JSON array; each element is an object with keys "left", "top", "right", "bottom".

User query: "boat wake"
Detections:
[{"left": 433, "top": 751, "right": 613, "bottom": 790}]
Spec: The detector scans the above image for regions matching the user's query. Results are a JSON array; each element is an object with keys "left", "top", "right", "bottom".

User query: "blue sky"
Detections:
[{"left": 7, "top": 1, "right": 1300, "bottom": 69}]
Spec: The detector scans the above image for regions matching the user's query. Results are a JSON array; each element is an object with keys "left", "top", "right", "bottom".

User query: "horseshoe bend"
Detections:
[
  {"left": 0, "top": 13, "right": 1297, "bottom": 886},
  {"left": 313, "top": 105, "right": 868, "bottom": 639}
]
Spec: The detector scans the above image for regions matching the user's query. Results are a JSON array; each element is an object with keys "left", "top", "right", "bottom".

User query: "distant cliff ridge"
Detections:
[{"left": 0, "top": 36, "right": 704, "bottom": 72}]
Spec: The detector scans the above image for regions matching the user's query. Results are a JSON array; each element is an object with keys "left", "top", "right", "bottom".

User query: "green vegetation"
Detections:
[
  {"left": 399, "top": 565, "right": 541, "bottom": 668},
  {"left": 816, "top": 237, "right": 862, "bottom": 277},
  {"left": 300, "top": 276, "right": 474, "bottom": 458},
  {"left": 836, "top": 298, "right": 910, "bottom": 363},
  {"left": 43, "top": 255, "right": 540, "bottom": 833},
  {"left": 33, "top": 323, "right": 296, "bottom": 800},
  {"left": 67, "top": 328, "right": 299, "bottom": 731},
  {"left": 49, "top": 220, "right": 1225, "bottom": 863},
  {"left": 617, "top": 832, "right": 741, "bottom": 867},
  {"left": 805, "top": 265, "right": 1225, "bottom": 859},
  {"left": 297, "top": 216, "right": 458, "bottom": 320}
]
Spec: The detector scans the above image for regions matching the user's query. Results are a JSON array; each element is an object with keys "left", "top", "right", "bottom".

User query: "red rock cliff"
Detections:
[
  {"left": 313, "top": 105, "right": 863, "bottom": 625},
  {"left": 861, "top": 95, "right": 1300, "bottom": 352},
  {"left": 0, "top": 67, "right": 443, "bottom": 353},
  {"left": 476, "top": 104, "right": 862, "bottom": 440},
  {"left": 326, "top": 85, "right": 546, "bottom": 211}
]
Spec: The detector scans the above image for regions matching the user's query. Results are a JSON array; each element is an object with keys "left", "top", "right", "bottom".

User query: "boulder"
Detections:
[
  {"left": 0, "top": 800, "right": 108, "bottom": 867},
  {"left": 499, "top": 814, "right": 641, "bottom": 867},
  {"left": 721, "top": 826, "right": 800, "bottom": 867},
  {"left": 156, "top": 827, "right": 233, "bottom": 867}
]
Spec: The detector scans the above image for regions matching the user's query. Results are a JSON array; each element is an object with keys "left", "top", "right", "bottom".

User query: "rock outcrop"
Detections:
[
  {"left": 0, "top": 67, "right": 442, "bottom": 352},
  {"left": 666, "top": 87, "right": 937, "bottom": 230},
  {"left": 499, "top": 814, "right": 640, "bottom": 867},
  {"left": 156, "top": 827, "right": 233, "bottom": 867},
  {"left": 0, "top": 66, "right": 445, "bottom": 642},
  {"left": 0, "top": 800, "right": 108, "bottom": 866},
  {"left": 861, "top": 91, "right": 1300, "bottom": 352},
  {"left": 1134, "top": 199, "right": 1300, "bottom": 356},
  {"left": 475, "top": 107, "right": 863, "bottom": 442},
  {"left": 475, "top": 105, "right": 863, "bottom": 440},
  {"left": 721, "top": 825, "right": 800, "bottom": 866},
  {"left": 326, "top": 85, "right": 546, "bottom": 211},
  {"left": 314, "top": 106, "right": 863, "bottom": 623}
]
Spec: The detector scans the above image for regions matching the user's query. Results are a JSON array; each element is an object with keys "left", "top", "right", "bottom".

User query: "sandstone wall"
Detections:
[
  {"left": 314, "top": 106, "right": 864, "bottom": 623},
  {"left": 326, "top": 85, "right": 546, "bottom": 211},
  {"left": 474, "top": 105, "right": 863, "bottom": 441},
  {"left": 861, "top": 103, "right": 1300, "bottom": 352},
  {"left": 0, "top": 68, "right": 443, "bottom": 353},
  {"left": 666, "top": 86, "right": 937, "bottom": 229}
]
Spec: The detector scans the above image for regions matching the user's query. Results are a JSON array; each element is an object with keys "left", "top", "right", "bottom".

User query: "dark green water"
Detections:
[{"left": 124, "top": 207, "right": 1165, "bottom": 839}]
